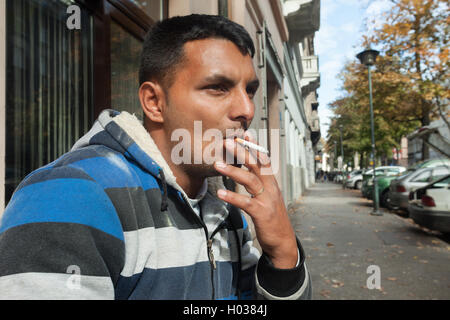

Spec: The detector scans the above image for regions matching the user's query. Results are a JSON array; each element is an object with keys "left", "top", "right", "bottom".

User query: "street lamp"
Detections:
[
  {"left": 339, "top": 125, "right": 346, "bottom": 189},
  {"left": 357, "top": 48, "right": 381, "bottom": 216},
  {"left": 339, "top": 125, "right": 344, "bottom": 167}
]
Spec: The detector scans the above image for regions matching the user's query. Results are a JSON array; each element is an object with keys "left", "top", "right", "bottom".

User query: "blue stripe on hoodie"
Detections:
[{"left": 0, "top": 177, "right": 124, "bottom": 241}]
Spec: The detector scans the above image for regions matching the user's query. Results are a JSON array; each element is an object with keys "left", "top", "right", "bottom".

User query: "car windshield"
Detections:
[
  {"left": 397, "top": 171, "right": 413, "bottom": 180},
  {"left": 364, "top": 168, "right": 398, "bottom": 176},
  {"left": 385, "top": 168, "right": 402, "bottom": 176},
  {"left": 400, "top": 169, "right": 414, "bottom": 176}
]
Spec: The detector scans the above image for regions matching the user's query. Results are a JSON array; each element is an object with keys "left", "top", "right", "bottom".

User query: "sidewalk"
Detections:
[{"left": 289, "top": 182, "right": 450, "bottom": 300}]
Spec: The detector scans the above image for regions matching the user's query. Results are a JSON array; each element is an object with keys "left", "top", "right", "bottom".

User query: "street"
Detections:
[{"left": 289, "top": 182, "right": 450, "bottom": 300}]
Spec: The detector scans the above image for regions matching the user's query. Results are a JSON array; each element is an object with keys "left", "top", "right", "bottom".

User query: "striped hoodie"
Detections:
[{"left": 0, "top": 109, "right": 311, "bottom": 300}]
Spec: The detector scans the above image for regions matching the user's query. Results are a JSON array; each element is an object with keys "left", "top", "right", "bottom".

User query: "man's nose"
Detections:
[{"left": 229, "top": 88, "right": 255, "bottom": 126}]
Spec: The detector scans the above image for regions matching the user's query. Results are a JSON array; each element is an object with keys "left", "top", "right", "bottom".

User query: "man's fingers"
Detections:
[
  {"left": 224, "top": 138, "right": 275, "bottom": 183},
  {"left": 224, "top": 137, "right": 271, "bottom": 173},
  {"left": 224, "top": 138, "right": 260, "bottom": 172},
  {"left": 214, "top": 161, "right": 264, "bottom": 196},
  {"left": 216, "top": 188, "right": 260, "bottom": 215},
  {"left": 243, "top": 131, "right": 271, "bottom": 167}
]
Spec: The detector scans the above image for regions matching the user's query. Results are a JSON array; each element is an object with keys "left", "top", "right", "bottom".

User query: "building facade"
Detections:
[
  {"left": 0, "top": 0, "right": 321, "bottom": 213},
  {"left": 282, "top": 0, "right": 321, "bottom": 202}
]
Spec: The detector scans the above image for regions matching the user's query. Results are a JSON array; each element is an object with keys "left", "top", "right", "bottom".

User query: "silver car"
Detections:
[
  {"left": 345, "top": 170, "right": 364, "bottom": 189},
  {"left": 389, "top": 165, "right": 450, "bottom": 211}
]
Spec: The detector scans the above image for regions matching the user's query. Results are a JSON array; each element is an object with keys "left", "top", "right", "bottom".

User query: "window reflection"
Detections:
[
  {"left": 110, "top": 20, "right": 143, "bottom": 118},
  {"left": 5, "top": 0, "right": 94, "bottom": 204},
  {"left": 129, "top": 0, "right": 164, "bottom": 22}
]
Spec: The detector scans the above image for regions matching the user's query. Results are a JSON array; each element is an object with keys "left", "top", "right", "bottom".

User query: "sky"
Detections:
[{"left": 316, "top": 0, "right": 393, "bottom": 138}]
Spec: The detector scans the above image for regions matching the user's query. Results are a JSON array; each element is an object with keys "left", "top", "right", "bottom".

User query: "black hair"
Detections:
[{"left": 138, "top": 14, "right": 255, "bottom": 88}]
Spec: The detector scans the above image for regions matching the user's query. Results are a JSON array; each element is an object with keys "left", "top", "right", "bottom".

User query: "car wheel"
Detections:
[{"left": 355, "top": 181, "right": 362, "bottom": 190}]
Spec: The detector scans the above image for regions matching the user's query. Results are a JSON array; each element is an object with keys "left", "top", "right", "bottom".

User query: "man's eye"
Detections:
[{"left": 205, "top": 84, "right": 227, "bottom": 92}]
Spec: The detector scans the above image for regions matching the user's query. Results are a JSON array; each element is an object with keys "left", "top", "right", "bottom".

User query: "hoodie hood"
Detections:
[{"left": 71, "top": 109, "right": 227, "bottom": 212}]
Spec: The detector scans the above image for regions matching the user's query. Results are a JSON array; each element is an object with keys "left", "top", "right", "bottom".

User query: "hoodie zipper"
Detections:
[
  {"left": 180, "top": 193, "right": 226, "bottom": 300},
  {"left": 208, "top": 225, "right": 226, "bottom": 270}
]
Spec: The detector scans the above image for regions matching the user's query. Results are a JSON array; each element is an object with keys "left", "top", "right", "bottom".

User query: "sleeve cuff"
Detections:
[{"left": 255, "top": 237, "right": 307, "bottom": 298}]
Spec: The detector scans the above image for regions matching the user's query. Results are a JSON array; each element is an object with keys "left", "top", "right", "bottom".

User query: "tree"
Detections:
[
  {"left": 365, "top": 0, "right": 450, "bottom": 159},
  {"left": 327, "top": 0, "right": 449, "bottom": 163},
  {"left": 326, "top": 53, "right": 421, "bottom": 167}
]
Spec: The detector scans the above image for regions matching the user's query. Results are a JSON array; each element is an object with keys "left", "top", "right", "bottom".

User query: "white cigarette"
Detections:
[{"left": 234, "top": 137, "right": 269, "bottom": 154}]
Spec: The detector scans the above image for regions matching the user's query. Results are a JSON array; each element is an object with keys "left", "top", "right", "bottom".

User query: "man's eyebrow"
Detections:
[
  {"left": 203, "top": 74, "right": 236, "bottom": 86},
  {"left": 203, "top": 74, "right": 260, "bottom": 89}
]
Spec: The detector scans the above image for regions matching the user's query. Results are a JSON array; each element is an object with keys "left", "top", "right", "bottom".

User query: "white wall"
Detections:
[
  {"left": 169, "top": 0, "right": 218, "bottom": 16},
  {"left": 282, "top": 75, "right": 315, "bottom": 200}
]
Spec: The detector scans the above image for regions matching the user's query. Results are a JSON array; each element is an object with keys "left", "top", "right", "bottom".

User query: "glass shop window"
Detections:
[{"left": 5, "top": 0, "right": 94, "bottom": 204}]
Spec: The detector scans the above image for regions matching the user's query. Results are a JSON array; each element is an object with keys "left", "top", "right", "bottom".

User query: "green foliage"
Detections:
[{"left": 326, "top": 0, "right": 448, "bottom": 164}]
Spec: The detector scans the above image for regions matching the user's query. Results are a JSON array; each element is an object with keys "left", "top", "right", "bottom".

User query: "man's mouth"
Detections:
[{"left": 224, "top": 128, "right": 246, "bottom": 140}]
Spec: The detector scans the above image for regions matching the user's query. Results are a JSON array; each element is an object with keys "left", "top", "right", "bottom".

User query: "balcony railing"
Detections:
[
  {"left": 300, "top": 55, "right": 320, "bottom": 92},
  {"left": 301, "top": 55, "right": 319, "bottom": 77}
]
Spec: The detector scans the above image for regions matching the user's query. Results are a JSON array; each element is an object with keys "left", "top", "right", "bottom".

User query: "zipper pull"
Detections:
[{"left": 207, "top": 239, "right": 216, "bottom": 269}]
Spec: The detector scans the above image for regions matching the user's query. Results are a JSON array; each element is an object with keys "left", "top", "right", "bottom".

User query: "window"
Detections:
[
  {"left": 431, "top": 175, "right": 450, "bottom": 188},
  {"left": 431, "top": 167, "right": 450, "bottom": 181},
  {"left": 129, "top": 0, "right": 165, "bottom": 22},
  {"left": 412, "top": 170, "right": 431, "bottom": 183},
  {"left": 5, "top": 0, "right": 94, "bottom": 204},
  {"left": 110, "top": 19, "right": 143, "bottom": 117},
  {"left": 386, "top": 168, "right": 401, "bottom": 176},
  {"left": 4, "top": 0, "right": 168, "bottom": 205},
  {"left": 89, "top": 0, "right": 168, "bottom": 117}
]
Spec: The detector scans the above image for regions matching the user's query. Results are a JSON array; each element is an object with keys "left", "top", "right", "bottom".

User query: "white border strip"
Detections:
[{"left": 0, "top": 0, "right": 6, "bottom": 215}]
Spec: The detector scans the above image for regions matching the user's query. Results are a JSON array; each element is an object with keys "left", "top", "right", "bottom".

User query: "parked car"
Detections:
[
  {"left": 388, "top": 165, "right": 450, "bottom": 212},
  {"left": 327, "top": 171, "right": 338, "bottom": 182},
  {"left": 345, "top": 169, "right": 364, "bottom": 189},
  {"left": 410, "top": 158, "right": 450, "bottom": 171},
  {"left": 334, "top": 172, "right": 344, "bottom": 183},
  {"left": 395, "top": 158, "right": 450, "bottom": 180},
  {"left": 408, "top": 174, "right": 450, "bottom": 234},
  {"left": 361, "top": 166, "right": 407, "bottom": 207}
]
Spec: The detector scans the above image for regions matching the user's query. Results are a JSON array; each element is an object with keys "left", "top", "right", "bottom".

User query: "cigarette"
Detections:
[{"left": 234, "top": 137, "right": 269, "bottom": 154}]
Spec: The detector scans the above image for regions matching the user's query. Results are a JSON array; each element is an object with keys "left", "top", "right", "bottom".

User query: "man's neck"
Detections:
[
  {"left": 168, "top": 164, "right": 206, "bottom": 199},
  {"left": 147, "top": 127, "right": 205, "bottom": 199}
]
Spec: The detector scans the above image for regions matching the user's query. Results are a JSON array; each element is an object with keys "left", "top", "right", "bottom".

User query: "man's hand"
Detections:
[{"left": 214, "top": 132, "right": 298, "bottom": 269}]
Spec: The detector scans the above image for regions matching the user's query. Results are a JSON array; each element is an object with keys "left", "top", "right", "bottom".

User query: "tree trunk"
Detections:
[
  {"left": 397, "top": 141, "right": 401, "bottom": 165},
  {"left": 360, "top": 152, "right": 364, "bottom": 169}
]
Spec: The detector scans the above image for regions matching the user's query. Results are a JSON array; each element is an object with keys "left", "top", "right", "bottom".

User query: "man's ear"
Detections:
[{"left": 139, "top": 81, "right": 166, "bottom": 123}]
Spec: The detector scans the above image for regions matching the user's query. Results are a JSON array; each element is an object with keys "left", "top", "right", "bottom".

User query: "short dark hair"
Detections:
[{"left": 138, "top": 14, "right": 255, "bottom": 88}]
